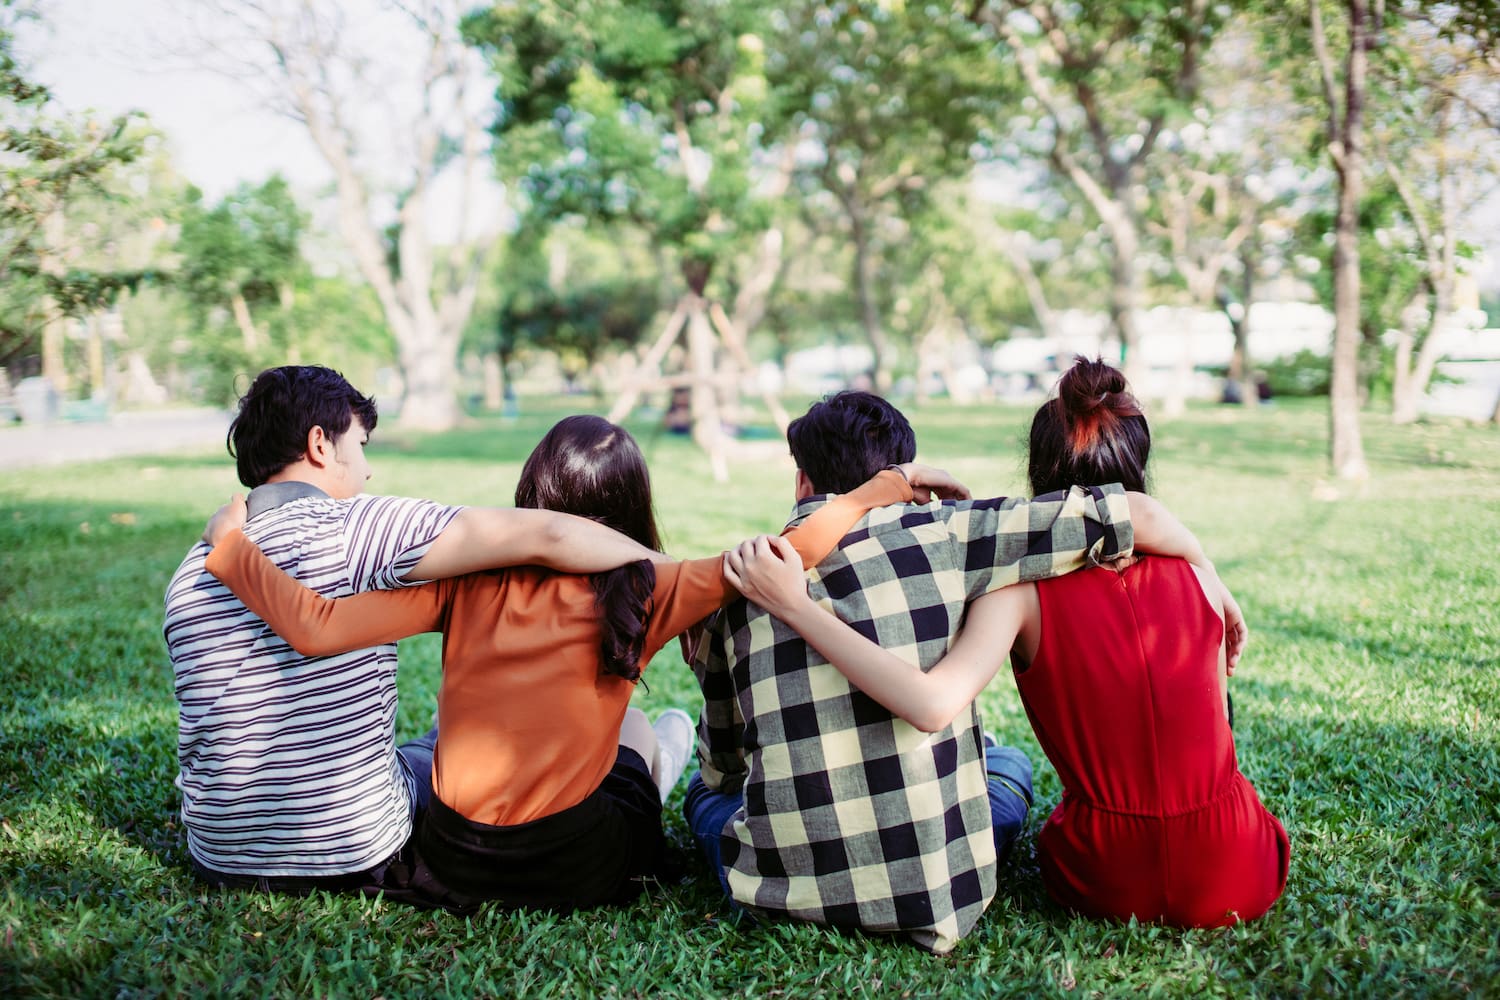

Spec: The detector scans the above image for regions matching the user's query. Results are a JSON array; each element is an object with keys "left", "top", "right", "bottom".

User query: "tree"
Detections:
[
  {"left": 200, "top": 0, "right": 501, "bottom": 430},
  {"left": 1144, "top": 23, "right": 1312, "bottom": 413},
  {"left": 765, "top": 1, "right": 999, "bottom": 388},
  {"left": 175, "top": 176, "right": 306, "bottom": 359},
  {"left": 465, "top": 0, "right": 791, "bottom": 476},
  {"left": 1305, "top": 0, "right": 1375, "bottom": 478},
  {"left": 1, "top": 2, "right": 146, "bottom": 382},
  {"left": 1374, "top": 10, "right": 1500, "bottom": 423},
  {"left": 969, "top": 0, "right": 1229, "bottom": 388}
]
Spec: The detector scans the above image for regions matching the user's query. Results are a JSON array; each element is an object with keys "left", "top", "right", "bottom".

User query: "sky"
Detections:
[{"left": 25, "top": 0, "right": 330, "bottom": 198}]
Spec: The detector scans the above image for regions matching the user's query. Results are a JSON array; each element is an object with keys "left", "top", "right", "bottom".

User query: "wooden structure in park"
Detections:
[{"left": 607, "top": 265, "right": 790, "bottom": 482}]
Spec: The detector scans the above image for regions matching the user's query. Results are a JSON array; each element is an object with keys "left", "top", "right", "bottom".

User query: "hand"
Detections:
[
  {"left": 896, "top": 463, "right": 972, "bottom": 503},
  {"left": 723, "top": 534, "right": 811, "bottom": 618},
  {"left": 203, "top": 494, "right": 247, "bottom": 547},
  {"left": 1219, "top": 579, "right": 1248, "bottom": 675}
]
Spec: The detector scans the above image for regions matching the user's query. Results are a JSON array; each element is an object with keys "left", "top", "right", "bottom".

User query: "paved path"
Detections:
[{"left": 0, "top": 409, "right": 234, "bottom": 471}]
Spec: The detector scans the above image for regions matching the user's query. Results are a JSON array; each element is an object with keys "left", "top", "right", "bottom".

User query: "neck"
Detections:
[{"left": 266, "top": 463, "right": 330, "bottom": 492}]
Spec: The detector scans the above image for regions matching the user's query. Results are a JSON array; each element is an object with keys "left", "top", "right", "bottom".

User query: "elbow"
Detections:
[
  {"left": 909, "top": 703, "right": 958, "bottom": 734},
  {"left": 539, "top": 511, "right": 573, "bottom": 555}
]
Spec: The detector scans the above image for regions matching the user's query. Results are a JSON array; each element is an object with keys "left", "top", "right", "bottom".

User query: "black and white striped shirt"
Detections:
[{"left": 163, "top": 486, "right": 460, "bottom": 876}]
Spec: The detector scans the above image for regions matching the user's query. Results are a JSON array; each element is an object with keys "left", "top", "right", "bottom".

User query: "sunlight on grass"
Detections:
[{"left": 2, "top": 397, "right": 1498, "bottom": 996}]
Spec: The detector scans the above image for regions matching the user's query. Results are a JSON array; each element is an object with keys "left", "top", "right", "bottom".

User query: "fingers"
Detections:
[
  {"left": 899, "top": 463, "right": 973, "bottom": 502},
  {"left": 766, "top": 534, "right": 798, "bottom": 563},
  {"left": 1219, "top": 582, "right": 1248, "bottom": 675}
]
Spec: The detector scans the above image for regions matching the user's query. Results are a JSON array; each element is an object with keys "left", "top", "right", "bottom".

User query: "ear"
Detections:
[
  {"left": 794, "top": 469, "right": 816, "bottom": 501},
  {"left": 305, "top": 425, "right": 334, "bottom": 468}
]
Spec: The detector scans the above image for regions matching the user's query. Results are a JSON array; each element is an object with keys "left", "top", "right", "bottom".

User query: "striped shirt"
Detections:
[
  {"left": 693, "top": 485, "right": 1132, "bottom": 953},
  {"left": 162, "top": 485, "right": 460, "bottom": 877}
]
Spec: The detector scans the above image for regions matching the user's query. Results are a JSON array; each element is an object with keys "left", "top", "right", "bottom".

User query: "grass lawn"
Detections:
[{"left": 2, "top": 395, "right": 1497, "bottom": 997}]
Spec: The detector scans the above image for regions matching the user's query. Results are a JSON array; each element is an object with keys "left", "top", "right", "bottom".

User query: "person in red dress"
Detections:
[{"left": 727, "top": 357, "right": 1289, "bottom": 927}]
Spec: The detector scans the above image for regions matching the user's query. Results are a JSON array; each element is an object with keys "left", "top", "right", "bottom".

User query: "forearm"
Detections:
[
  {"left": 784, "top": 468, "right": 912, "bottom": 567},
  {"left": 206, "top": 530, "right": 437, "bottom": 655},
  {"left": 406, "top": 506, "right": 664, "bottom": 581},
  {"left": 773, "top": 598, "right": 960, "bottom": 733}
]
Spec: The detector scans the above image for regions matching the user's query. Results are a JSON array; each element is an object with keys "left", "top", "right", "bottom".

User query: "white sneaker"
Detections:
[{"left": 651, "top": 708, "right": 696, "bottom": 804}]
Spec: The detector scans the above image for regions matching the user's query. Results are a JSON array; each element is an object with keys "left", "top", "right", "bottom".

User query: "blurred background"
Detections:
[{"left": 4, "top": 0, "right": 1499, "bottom": 480}]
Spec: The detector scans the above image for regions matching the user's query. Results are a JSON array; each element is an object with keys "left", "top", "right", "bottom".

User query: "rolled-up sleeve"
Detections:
[{"left": 947, "top": 483, "right": 1134, "bottom": 601}]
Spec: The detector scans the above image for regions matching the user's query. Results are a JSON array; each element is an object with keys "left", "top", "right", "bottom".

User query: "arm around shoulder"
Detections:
[{"left": 406, "top": 506, "right": 665, "bottom": 581}]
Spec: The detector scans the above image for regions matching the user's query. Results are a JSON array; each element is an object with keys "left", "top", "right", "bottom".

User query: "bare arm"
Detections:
[
  {"left": 723, "top": 535, "right": 1025, "bottom": 732},
  {"left": 406, "top": 506, "right": 667, "bottom": 581},
  {"left": 1188, "top": 562, "right": 1232, "bottom": 720},
  {"left": 1127, "top": 492, "right": 1248, "bottom": 672}
]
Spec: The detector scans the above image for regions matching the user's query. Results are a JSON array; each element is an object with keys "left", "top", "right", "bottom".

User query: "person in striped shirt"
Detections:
[{"left": 163, "top": 365, "right": 665, "bottom": 896}]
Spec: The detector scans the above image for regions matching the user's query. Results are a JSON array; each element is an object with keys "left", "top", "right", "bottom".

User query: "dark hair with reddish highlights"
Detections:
[
  {"left": 1028, "top": 357, "right": 1151, "bottom": 496},
  {"left": 514, "top": 415, "right": 660, "bottom": 681},
  {"left": 787, "top": 391, "right": 916, "bottom": 495},
  {"left": 228, "top": 365, "right": 379, "bottom": 488}
]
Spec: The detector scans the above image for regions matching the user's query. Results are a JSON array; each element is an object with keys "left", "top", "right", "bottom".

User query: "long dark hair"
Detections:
[
  {"left": 1028, "top": 357, "right": 1151, "bottom": 496},
  {"left": 515, "top": 415, "right": 660, "bottom": 681}
]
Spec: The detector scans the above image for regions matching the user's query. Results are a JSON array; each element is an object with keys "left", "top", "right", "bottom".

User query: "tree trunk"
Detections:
[
  {"left": 395, "top": 324, "right": 462, "bottom": 430},
  {"left": 229, "top": 291, "right": 262, "bottom": 355},
  {"left": 85, "top": 316, "right": 106, "bottom": 398},
  {"left": 481, "top": 352, "right": 504, "bottom": 412},
  {"left": 849, "top": 202, "right": 894, "bottom": 392},
  {"left": 1321, "top": 0, "right": 1370, "bottom": 479},
  {"left": 1390, "top": 299, "right": 1423, "bottom": 424},
  {"left": 1106, "top": 221, "right": 1146, "bottom": 389},
  {"left": 1229, "top": 243, "right": 1258, "bottom": 408},
  {"left": 997, "top": 231, "right": 1059, "bottom": 339},
  {"left": 40, "top": 209, "right": 69, "bottom": 394},
  {"left": 686, "top": 299, "right": 728, "bottom": 483}
]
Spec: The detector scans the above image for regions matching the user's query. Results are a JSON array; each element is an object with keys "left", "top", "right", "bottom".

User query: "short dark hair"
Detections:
[
  {"left": 227, "top": 365, "right": 379, "bottom": 488},
  {"left": 787, "top": 391, "right": 916, "bottom": 495},
  {"left": 1028, "top": 356, "right": 1151, "bottom": 496}
]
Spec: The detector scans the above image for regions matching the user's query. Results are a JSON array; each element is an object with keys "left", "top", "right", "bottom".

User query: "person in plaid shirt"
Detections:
[{"left": 683, "top": 390, "right": 1223, "bottom": 953}]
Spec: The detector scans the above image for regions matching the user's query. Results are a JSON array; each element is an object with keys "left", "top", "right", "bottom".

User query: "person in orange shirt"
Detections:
[{"left": 198, "top": 414, "right": 963, "bottom": 914}]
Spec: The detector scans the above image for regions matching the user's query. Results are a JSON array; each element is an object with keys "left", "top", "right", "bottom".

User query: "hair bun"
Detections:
[{"left": 1056, "top": 356, "right": 1140, "bottom": 453}]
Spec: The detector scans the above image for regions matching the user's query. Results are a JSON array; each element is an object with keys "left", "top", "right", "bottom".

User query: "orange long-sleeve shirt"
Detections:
[{"left": 206, "top": 471, "right": 913, "bottom": 826}]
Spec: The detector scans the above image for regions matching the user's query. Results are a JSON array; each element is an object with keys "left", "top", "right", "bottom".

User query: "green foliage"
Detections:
[
  {"left": 167, "top": 176, "right": 312, "bottom": 401},
  {"left": 764, "top": 2, "right": 1005, "bottom": 358},
  {"left": 174, "top": 176, "right": 304, "bottom": 319},
  {"left": 1260, "top": 348, "right": 1332, "bottom": 397},
  {"left": 500, "top": 277, "right": 659, "bottom": 385},
  {"left": 0, "top": 5, "right": 149, "bottom": 369},
  {"left": 464, "top": 0, "right": 771, "bottom": 288},
  {"left": 3, "top": 398, "right": 1500, "bottom": 995}
]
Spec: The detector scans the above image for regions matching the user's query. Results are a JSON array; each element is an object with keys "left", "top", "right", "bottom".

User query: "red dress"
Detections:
[{"left": 1015, "top": 558, "right": 1289, "bottom": 927}]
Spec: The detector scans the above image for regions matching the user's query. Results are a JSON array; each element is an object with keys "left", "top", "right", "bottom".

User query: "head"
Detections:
[
  {"left": 228, "top": 365, "right": 378, "bottom": 495},
  {"left": 787, "top": 391, "right": 916, "bottom": 496},
  {"left": 1028, "top": 356, "right": 1151, "bottom": 496},
  {"left": 514, "top": 415, "right": 661, "bottom": 551},
  {"left": 516, "top": 416, "right": 661, "bottom": 682}
]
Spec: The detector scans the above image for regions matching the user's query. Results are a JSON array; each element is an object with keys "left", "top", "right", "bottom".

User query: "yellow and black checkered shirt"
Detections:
[{"left": 692, "top": 484, "right": 1133, "bottom": 953}]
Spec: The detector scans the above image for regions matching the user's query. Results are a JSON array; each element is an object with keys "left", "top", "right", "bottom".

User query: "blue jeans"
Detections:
[
  {"left": 682, "top": 744, "right": 1036, "bottom": 897},
  {"left": 984, "top": 744, "right": 1034, "bottom": 863},
  {"left": 397, "top": 725, "right": 440, "bottom": 819},
  {"left": 682, "top": 772, "right": 741, "bottom": 897}
]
